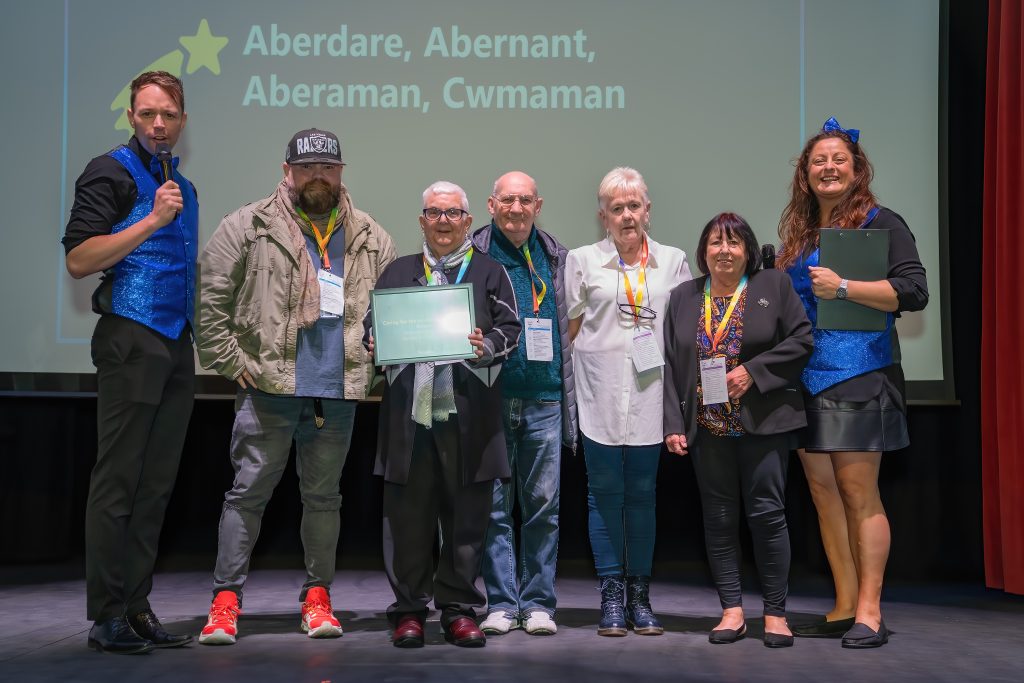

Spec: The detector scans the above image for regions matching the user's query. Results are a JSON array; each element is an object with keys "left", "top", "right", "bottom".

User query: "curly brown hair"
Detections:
[{"left": 776, "top": 130, "right": 877, "bottom": 270}]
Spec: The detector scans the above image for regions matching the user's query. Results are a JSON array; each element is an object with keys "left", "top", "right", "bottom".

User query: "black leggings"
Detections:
[{"left": 691, "top": 429, "right": 792, "bottom": 616}]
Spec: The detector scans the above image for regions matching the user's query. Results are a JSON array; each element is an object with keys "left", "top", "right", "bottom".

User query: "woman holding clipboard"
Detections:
[{"left": 777, "top": 118, "right": 929, "bottom": 648}]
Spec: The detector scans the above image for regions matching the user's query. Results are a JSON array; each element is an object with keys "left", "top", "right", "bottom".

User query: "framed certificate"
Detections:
[{"left": 371, "top": 283, "right": 477, "bottom": 365}]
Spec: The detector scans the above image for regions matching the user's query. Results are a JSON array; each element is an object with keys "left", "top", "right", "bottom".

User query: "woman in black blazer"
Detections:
[{"left": 663, "top": 213, "right": 812, "bottom": 647}]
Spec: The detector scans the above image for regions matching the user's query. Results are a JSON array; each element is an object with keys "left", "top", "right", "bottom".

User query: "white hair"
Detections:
[
  {"left": 422, "top": 180, "right": 469, "bottom": 211},
  {"left": 597, "top": 166, "right": 649, "bottom": 209}
]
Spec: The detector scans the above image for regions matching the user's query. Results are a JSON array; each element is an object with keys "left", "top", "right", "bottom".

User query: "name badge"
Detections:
[
  {"left": 631, "top": 328, "right": 664, "bottom": 373},
  {"left": 699, "top": 357, "right": 730, "bottom": 405},
  {"left": 318, "top": 269, "right": 344, "bottom": 317},
  {"left": 524, "top": 317, "right": 554, "bottom": 361}
]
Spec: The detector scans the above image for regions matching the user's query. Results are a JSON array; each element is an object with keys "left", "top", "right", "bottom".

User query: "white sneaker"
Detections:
[
  {"left": 480, "top": 611, "right": 519, "bottom": 635},
  {"left": 523, "top": 611, "right": 557, "bottom": 635}
]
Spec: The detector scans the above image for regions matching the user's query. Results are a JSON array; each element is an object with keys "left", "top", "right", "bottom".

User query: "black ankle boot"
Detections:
[
  {"left": 626, "top": 575, "right": 664, "bottom": 635},
  {"left": 597, "top": 575, "right": 627, "bottom": 636}
]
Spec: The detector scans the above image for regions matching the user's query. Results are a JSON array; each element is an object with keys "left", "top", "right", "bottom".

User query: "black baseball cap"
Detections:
[{"left": 285, "top": 128, "right": 344, "bottom": 165}]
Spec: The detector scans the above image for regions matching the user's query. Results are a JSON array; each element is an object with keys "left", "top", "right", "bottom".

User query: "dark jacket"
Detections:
[
  {"left": 364, "top": 251, "right": 522, "bottom": 485},
  {"left": 471, "top": 223, "right": 578, "bottom": 451},
  {"left": 663, "top": 268, "right": 813, "bottom": 447}
]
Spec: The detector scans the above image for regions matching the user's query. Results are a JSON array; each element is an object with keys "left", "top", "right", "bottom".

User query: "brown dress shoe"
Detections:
[
  {"left": 444, "top": 616, "right": 486, "bottom": 647},
  {"left": 392, "top": 614, "right": 425, "bottom": 648}
]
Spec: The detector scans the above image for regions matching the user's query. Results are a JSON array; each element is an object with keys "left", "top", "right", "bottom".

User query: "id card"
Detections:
[
  {"left": 631, "top": 328, "right": 664, "bottom": 372},
  {"left": 699, "top": 357, "right": 730, "bottom": 405},
  {"left": 524, "top": 317, "right": 554, "bottom": 361},
  {"left": 318, "top": 269, "right": 344, "bottom": 317}
]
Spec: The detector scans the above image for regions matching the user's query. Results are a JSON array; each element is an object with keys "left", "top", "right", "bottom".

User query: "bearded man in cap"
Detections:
[{"left": 195, "top": 128, "right": 396, "bottom": 645}]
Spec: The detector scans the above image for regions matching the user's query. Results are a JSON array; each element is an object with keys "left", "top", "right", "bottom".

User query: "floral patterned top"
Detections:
[{"left": 696, "top": 290, "right": 747, "bottom": 436}]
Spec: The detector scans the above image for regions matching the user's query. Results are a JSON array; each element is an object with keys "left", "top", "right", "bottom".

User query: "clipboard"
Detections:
[{"left": 817, "top": 229, "right": 889, "bottom": 331}]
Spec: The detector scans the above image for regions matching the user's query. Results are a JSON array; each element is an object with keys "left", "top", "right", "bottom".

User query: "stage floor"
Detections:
[{"left": 1, "top": 569, "right": 1021, "bottom": 682}]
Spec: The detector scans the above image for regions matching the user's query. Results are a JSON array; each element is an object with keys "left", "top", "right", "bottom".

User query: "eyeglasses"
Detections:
[
  {"left": 616, "top": 262, "right": 657, "bottom": 322},
  {"left": 423, "top": 207, "right": 468, "bottom": 222},
  {"left": 493, "top": 194, "right": 537, "bottom": 207},
  {"left": 617, "top": 303, "right": 658, "bottom": 321}
]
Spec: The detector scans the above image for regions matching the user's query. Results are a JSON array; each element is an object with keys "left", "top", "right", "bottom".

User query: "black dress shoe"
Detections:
[
  {"left": 392, "top": 614, "right": 425, "bottom": 648},
  {"left": 791, "top": 616, "right": 855, "bottom": 638},
  {"left": 763, "top": 631, "right": 795, "bottom": 648},
  {"left": 708, "top": 623, "right": 746, "bottom": 644},
  {"left": 88, "top": 617, "right": 154, "bottom": 654},
  {"left": 129, "top": 610, "right": 193, "bottom": 648},
  {"left": 841, "top": 621, "right": 889, "bottom": 649}
]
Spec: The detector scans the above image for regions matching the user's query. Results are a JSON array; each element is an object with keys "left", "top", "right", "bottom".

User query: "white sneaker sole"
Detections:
[
  {"left": 302, "top": 621, "right": 343, "bottom": 638},
  {"left": 480, "top": 619, "right": 518, "bottom": 635},
  {"left": 198, "top": 628, "right": 236, "bottom": 645}
]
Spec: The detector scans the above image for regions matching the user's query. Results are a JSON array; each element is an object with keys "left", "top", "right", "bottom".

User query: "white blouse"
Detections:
[{"left": 566, "top": 235, "right": 693, "bottom": 446}]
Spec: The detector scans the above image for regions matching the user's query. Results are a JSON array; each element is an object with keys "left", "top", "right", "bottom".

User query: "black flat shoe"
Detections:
[
  {"left": 88, "top": 617, "right": 154, "bottom": 655},
  {"left": 841, "top": 621, "right": 889, "bottom": 649},
  {"left": 764, "top": 631, "right": 795, "bottom": 648},
  {"left": 791, "top": 616, "right": 855, "bottom": 638},
  {"left": 708, "top": 623, "right": 746, "bottom": 644},
  {"left": 129, "top": 610, "right": 193, "bottom": 648}
]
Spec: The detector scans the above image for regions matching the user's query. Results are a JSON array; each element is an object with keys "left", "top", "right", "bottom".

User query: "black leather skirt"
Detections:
[{"left": 802, "top": 372, "right": 909, "bottom": 452}]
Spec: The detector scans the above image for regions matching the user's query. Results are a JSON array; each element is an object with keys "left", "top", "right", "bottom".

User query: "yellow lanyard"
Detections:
[
  {"left": 522, "top": 243, "right": 548, "bottom": 316},
  {"left": 296, "top": 206, "right": 338, "bottom": 271},
  {"left": 619, "top": 238, "right": 649, "bottom": 324},
  {"left": 703, "top": 275, "right": 748, "bottom": 354}
]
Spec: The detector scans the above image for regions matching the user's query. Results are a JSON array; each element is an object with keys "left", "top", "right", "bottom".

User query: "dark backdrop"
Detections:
[{"left": 0, "top": 0, "right": 987, "bottom": 586}]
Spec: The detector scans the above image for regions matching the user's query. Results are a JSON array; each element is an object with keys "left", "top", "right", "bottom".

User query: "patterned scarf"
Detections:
[{"left": 411, "top": 237, "right": 474, "bottom": 427}]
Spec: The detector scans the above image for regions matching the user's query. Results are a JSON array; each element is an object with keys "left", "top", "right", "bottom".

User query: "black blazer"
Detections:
[
  {"left": 663, "top": 268, "right": 813, "bottom": 447},
  {"left": 363, "top": 251, "right": 521, "bottom": 485}
]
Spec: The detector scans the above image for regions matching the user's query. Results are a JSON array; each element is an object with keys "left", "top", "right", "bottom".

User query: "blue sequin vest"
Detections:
[
  {"left": 785, "top": 211, "right": 893, "bottom": 395},
  {"left": 108, "top": 146, "right": 198, "bottom": 339}
]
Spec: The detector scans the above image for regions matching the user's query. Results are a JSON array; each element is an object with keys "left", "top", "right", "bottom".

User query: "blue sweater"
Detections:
[{"left": 488, "top": 225, "right": 562, "bottom": 400}]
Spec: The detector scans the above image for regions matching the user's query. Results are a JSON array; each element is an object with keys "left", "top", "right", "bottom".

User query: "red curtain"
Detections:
[{"left": 982, "top": 0, "right": 1024, "bottom": 595}]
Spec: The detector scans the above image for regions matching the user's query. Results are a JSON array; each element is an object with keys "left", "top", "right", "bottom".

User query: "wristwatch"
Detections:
[{"left": 836, "top": 278, "right": 849, "bottom": 300}]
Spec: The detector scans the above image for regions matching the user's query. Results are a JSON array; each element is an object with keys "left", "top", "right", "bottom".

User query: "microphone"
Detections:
[
  {"left": 761, "top": 243, "right": 776, "bottom": 269},
  {"left": 155, "top": 143, "right": 173, "bottom": 184}
]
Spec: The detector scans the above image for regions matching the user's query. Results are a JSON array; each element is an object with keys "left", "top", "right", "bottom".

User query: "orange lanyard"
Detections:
[
  {"left": 522, "top": 243, "right": 547, "bottom": 316},
  {"left": 703, "top": 276, "right": 748, "bottom": 354},
  {"left": 619, "top": 239, "right": 649, "bottom": 324},
  {"left": 296, "top": 206, "right": 338, "bottom": 271}
]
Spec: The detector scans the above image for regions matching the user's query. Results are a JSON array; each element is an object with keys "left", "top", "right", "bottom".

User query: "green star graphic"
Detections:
[{"left": 179, "top": 18, "right": 229, "bottom": 75}]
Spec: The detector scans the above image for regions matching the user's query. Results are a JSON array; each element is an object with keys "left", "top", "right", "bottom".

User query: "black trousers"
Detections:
[
  {"left": 382, "top": 419, "right": 493, "bottom": 627},
  {"left": 85, "top": 315, "right": 194, "bottom": 622},
  {"left": 691, "top": 429, "right": 792, "bottom": 616}
]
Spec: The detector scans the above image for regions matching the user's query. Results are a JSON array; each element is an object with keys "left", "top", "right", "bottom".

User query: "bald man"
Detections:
[{"left": 471, "top": 172, "right": 577, "bottom": 636}]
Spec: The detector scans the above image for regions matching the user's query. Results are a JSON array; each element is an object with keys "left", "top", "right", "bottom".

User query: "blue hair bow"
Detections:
[{"left": 821, "top": 117, "right": 859, "bottom": 143}]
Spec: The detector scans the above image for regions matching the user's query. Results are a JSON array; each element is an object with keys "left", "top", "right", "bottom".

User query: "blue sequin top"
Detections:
[
  {"left": 786, "top": 248, "right": 893, "bottom": 395},
  {"left": 107, "top": 146, "right": 198, "bottom": 339}
]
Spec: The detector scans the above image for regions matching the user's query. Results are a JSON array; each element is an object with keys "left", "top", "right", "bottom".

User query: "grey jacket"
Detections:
[
  {"left": 196, "top": 191, "right": 396, "bottom": 398},
  {"left": 472, "top": 223, "right": 578, "bottom": 451}
]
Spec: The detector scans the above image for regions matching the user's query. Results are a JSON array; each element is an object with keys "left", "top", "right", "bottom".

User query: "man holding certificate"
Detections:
[
  {"left": 195, "top": 128, "right": 396, "bottom": 644},
  {"left": 364, "top": 181, "right": 521, "bottom": 649}
]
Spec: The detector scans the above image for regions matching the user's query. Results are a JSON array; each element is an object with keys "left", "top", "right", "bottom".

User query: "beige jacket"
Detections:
[{"left": 196, "top": 191, "right": 396, "bottom": 398}]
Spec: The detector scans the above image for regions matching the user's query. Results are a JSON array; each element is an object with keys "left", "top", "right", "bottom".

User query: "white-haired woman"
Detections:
[{"left": 567, "top": 167, "right": 692, "bottom": 636}]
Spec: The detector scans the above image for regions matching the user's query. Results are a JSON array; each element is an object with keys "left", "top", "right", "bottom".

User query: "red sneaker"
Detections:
[
  {"left": 199, "top": 591, "right": 241, "bottom": 645},
  {"left": 301, "top": 587, "right": 342, "bottom": 638}
]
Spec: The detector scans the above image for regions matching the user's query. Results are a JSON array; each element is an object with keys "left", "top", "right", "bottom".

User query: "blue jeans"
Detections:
[
  {"left": 583, "top": 435, "right": 661, "bottom": 577},
  {"left": 482, "top": 398, "right": 562, "bottom": 617},
  {"left": 213, "top": 391, "right": 357, "bottom": 601}
]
